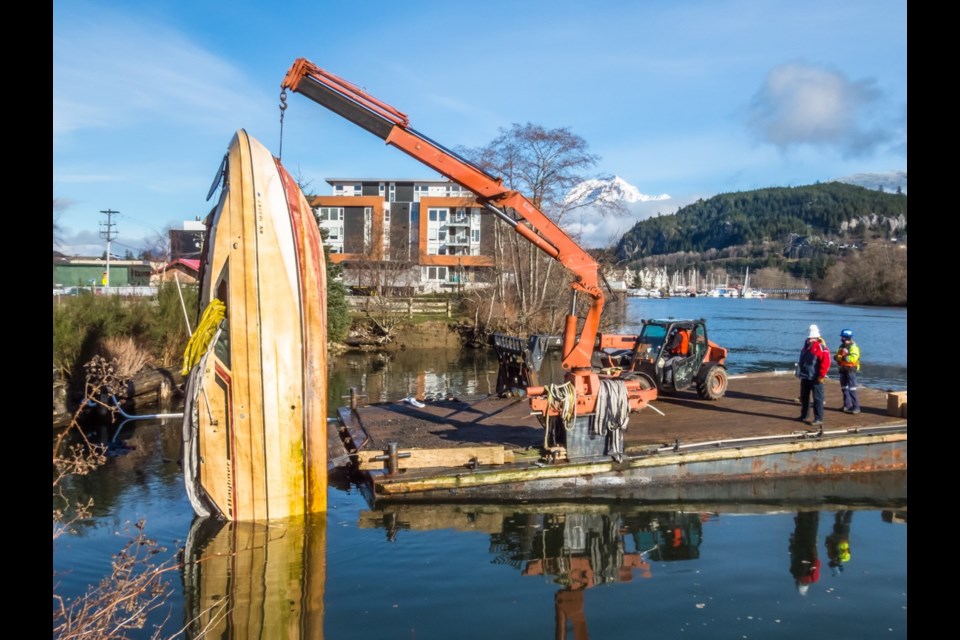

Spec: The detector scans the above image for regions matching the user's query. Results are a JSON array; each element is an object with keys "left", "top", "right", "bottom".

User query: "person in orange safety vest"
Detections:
[
  {"left": 834, "top": 329, "right": 861, "bottom": 414},
  {"left": 663, "top": 327, "right": 690, "bottom": 387}
]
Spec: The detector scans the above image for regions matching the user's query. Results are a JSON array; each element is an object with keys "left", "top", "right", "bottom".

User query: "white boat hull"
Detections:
[{"left": 183, "top": 129, "right": 328, "bottom": 521}]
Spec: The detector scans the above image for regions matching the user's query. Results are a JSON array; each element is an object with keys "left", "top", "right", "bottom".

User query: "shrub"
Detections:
[{"left": 52, "top": 284, "right": 197, "bottom": 383}]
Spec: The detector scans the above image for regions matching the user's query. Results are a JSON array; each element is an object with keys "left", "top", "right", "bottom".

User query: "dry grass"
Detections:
[{"left": 98, "top": 336, "right": 155, "bottom": 380}]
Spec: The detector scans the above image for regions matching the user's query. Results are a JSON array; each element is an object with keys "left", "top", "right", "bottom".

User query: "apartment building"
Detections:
[{"left": 309, "top": 179, "right": 497, "bottom": 294}]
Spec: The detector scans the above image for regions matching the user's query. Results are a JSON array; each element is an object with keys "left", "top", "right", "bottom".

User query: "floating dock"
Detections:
[{"left": 332, "top": 372, "right": 906, "bottom": 504}]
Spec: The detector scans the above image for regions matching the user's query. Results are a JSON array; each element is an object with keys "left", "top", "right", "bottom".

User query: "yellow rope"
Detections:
[
  {"left": 540, "top": 381, "right": 578, "bottom": 453},
  {"left": 181, "top": 299, "right": 226, "bottom": 377}
]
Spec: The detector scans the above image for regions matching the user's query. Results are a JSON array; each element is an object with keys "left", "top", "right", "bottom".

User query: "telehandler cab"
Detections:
[{"left": 600, "top": 319, "right": 728, "bottom": 400}]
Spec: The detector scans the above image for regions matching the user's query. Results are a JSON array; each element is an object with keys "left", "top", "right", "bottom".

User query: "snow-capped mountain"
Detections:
[
  {"left": 833, "top": 171, "right": 907, "bottom": 195},
  {"left": 564, "top": 176, "right": 670, "bottom": 206}
]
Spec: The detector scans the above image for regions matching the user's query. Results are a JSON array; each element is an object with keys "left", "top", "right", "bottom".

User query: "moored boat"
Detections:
[{"left": 181, "top": 129, "right": 328, "bottom": 521}]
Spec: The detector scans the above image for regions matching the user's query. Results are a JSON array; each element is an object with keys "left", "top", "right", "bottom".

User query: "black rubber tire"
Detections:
[
  {"left": 696, "top": 364, "right": 728, "bottom": 400},
  {"left": 635, "top": 374, "right": 656, "bottom": 391}
]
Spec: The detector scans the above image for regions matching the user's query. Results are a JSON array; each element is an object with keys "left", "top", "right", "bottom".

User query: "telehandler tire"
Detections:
[{"left": 696, "top": 364, "right": 727, "bottom": 400}]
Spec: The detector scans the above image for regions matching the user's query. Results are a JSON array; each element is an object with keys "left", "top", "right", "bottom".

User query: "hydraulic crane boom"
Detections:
[
  {"left": 281, "top": 58, "right": 655, "bottom": 419},
  {"left": 281, "top": 58, "right": 602, "bottom": 372}
]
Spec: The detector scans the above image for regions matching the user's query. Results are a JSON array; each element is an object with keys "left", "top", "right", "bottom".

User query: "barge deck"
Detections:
[{"left": 332, "top": 372, "right": 907, "bottom": 504}]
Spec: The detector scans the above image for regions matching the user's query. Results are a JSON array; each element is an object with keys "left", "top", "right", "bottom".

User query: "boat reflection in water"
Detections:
[{"left": 181, "top": 515, "right": 326, "bottom": 639}]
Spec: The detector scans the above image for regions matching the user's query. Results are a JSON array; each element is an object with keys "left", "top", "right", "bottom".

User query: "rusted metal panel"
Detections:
[{"left": 370, "top": 435, "right": 906, "bottom": 502}]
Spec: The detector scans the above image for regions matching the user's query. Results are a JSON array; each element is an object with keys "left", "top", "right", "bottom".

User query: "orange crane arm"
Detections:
[{"left": 281, "top": 58, "right": 602, "bottom": 372}]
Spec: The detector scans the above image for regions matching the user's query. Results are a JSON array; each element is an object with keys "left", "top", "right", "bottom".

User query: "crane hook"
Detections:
[{"left": 278, "top": 89, "right": 288, "bottom": 160}]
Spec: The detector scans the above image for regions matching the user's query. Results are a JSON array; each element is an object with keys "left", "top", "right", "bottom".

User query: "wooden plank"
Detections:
[
  {"left": 358, "top": 505, "right": 506, "bottom": 532},
  {"left": 370, "top": 432, "right": 908, "bottom": 496},
  {"left": 357, "top": 445, "right": 510, "bottom": 471},
  {"left": 337, "top": 406, "right": 370, "bottom": 453},
  {"left": 887, "top": 391, "right": 907, "bottom": 417}
]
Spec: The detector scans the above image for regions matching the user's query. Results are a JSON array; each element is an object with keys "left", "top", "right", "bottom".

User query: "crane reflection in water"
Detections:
[{"left": 366, "top": 506, "right": 709, "bottom": 640}]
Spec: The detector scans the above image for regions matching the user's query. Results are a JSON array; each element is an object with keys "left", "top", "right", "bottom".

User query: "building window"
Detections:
[
  {"left": 318, "top": 207, "right": 343, "bottom": 221},
  {"left": 425, "top": 266, "right": 448, "bottom": 281}
]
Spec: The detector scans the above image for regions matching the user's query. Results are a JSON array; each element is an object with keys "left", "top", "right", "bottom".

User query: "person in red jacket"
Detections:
[
  {"left": 790, "top": 511, "right": 821, "bottom": 595},
  {"left": 796, "top": 324, "right": 830, "bottom": 426}
]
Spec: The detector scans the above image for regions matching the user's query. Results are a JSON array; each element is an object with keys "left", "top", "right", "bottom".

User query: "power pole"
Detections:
[{"left": 99, "top": 209, "right": 119, "bottom": 288}]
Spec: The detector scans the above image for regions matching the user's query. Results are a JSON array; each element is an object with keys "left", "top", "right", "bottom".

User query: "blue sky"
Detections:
[{"left": 53, "top": 0, "right": 906, "bottom": 254}]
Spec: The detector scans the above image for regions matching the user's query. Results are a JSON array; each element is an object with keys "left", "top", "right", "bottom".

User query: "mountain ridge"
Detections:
[{"left": 613, "top": 181, "right": 907, "bottom": 262}]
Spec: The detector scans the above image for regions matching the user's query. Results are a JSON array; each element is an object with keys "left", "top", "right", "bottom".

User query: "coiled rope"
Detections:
[
  {"left": 542, "top": 381, "right": 577, "bottom": 449},
  {"left": 181, "top": 299, "right": 226, "bottom": 377},
  {"left": 594, "top": 378, "right": 630, "bottom": 462}
]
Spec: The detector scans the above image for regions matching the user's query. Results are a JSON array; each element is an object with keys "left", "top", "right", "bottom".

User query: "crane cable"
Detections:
[{"left": 278, "top": 89, "right": 288, "bottom": 161}]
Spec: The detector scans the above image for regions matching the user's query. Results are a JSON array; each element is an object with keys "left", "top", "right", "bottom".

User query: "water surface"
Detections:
[{"left": 52, "top": 298, "right": 907, "bottom": 639}]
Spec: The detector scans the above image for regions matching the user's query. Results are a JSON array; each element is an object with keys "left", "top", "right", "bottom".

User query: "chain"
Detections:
[{"left": 278, "top": 89, "right": 288, "bottom": 160}]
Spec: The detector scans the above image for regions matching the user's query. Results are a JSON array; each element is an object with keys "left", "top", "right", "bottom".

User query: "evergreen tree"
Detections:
[{"left": 319, "top": 226, "right": 350, "bottom": 343}]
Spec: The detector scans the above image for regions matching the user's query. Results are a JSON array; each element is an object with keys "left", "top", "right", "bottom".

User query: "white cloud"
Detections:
[
  {"left": 746, "top": 62, "right": 888, "bottom": 157},
  {"left": 565, "top": 198, "right": 699, "bottom": 249},
  {"left": 53, "top": 11, "right": 268, "bottom": 141}
]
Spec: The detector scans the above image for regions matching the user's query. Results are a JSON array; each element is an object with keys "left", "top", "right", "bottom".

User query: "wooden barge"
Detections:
[{"left": 332, "top": 372, "right": 907, "bottom": 504}]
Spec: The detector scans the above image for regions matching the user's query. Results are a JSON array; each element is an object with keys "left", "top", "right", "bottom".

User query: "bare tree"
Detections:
[
  {"left": 53, "top": 356, "right": 178, "bottom": 639},
  {"left": 348, "top": 249, "right": 418, "bottom": 341},
  {"left": 54, "top": 197, "right": 67, "bottom": 250},
  {"left": 457, "top": 123, "right": 621, "bottom": 334},
  {"left": 816, "top": 243, "right": 907, "bottom": 305},
  {"left": 140, "top": 227, "right": 173, "bottom": 262}
]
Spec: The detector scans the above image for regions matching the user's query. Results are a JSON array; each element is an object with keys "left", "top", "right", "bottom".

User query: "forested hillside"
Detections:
[{"left": 615, "top": 182, "right": 907, "bottom": 261}]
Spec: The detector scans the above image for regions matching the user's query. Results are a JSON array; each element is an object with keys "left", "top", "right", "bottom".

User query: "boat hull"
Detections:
[{"left": 184, "top": 129, "right": 327, "bottom": 521}]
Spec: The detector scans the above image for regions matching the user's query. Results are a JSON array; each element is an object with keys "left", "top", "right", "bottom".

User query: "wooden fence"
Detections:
[{"left": 345, "top": 296, "right": 455, "bottom": 318}]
